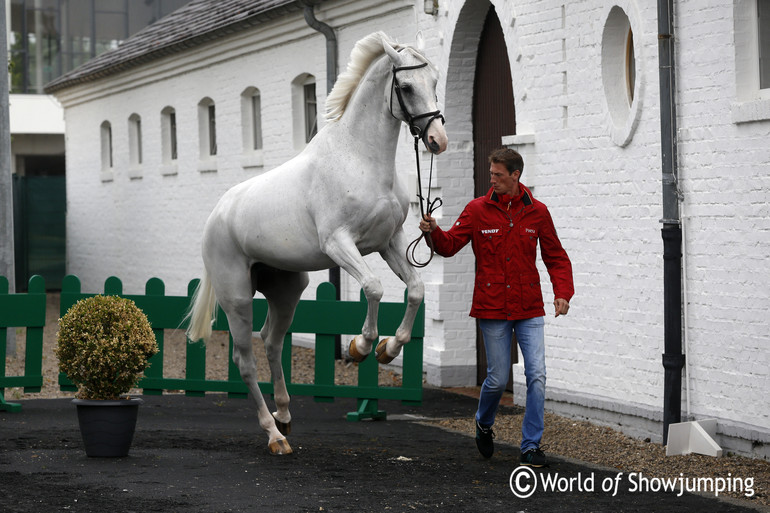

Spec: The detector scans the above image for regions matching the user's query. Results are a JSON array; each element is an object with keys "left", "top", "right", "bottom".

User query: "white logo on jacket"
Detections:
[{"left": 481, "top": 228, "right": 499, "bottom": 235}]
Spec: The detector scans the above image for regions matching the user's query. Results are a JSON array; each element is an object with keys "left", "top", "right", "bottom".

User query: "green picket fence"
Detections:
[
  {"left": 0, "top": 275, "right": 46, "bottom": 412},
  {"left": 58, "top": 275, "right": 423, "bottom": 420}
]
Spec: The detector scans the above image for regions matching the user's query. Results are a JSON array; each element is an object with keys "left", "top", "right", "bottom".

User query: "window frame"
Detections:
[
  {"left": 197, "top": 97, "right": 218, "bottom": 171},
  {"left": 128, "top": 113, "right": 143, "bottom": 167},
  {"left": 240, "top": 87, "right": 264, "bottom": 169},
  {"left": 99, "top": 120, "right": 114, "bottom": 182},
  {"left": 732, "top": 0, "right": 770, "bottom": 122},
  {"left": 161, "top": 106, "right": 178, "bottom": 175}
]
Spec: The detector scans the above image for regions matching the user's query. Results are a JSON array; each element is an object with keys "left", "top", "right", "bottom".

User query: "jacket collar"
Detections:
[{"left": 487, "top": 184, "right": 534, "bottom": 207}]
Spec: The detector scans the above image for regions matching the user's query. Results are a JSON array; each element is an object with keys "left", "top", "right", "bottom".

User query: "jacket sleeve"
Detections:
[
  {"left": 539, "top": 208, "right": 575, "bottom": 302},
  {"left": 426, "top": 205, "right": 475, "bottom": 257}
]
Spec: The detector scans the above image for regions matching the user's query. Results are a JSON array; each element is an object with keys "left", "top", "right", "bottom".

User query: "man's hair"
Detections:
[{"left": 488, "top": 148, "right": 524, "bottom": 176}]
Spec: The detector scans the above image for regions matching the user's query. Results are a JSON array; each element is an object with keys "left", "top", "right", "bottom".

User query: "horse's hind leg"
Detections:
[
  {"left": 254, "top": 265, "right": 309, "bottom": 438},
  {"left": 206, "top": 254, "right": 292, "bottom": 455}
]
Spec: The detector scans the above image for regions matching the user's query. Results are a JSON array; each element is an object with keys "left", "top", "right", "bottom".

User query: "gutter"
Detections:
[
  {"left": 657, "top": 0, "right": 684, "bottom": 445},
  {"left": 298, "top": 0, "right": 337, "bottom": 95}
]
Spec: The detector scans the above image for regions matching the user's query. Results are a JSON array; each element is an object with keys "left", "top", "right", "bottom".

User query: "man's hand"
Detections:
[
  {"left": 554, "top": 298, "right": 570, "bottom": 317},
  {"left": 420, "top": 214, "right": 438, "bottom": 233}
]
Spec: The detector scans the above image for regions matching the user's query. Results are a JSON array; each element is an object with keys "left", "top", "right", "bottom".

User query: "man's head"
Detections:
[
  {"left": 488, "top": 148, "right": 524, "bottom": 176},
  {"left": 488, "top": 148, "right": 523, "bottom": 196}
]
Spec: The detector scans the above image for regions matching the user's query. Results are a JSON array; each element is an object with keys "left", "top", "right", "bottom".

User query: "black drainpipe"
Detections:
[
  {"left": 657, "top": 0, "right": 684, "bottom": 445},
  {"left": 299, "top": 0, "right": 337, "bottom": 95},
  {"left": 299, "top": 0, "right": 342, "bottom": 357}
]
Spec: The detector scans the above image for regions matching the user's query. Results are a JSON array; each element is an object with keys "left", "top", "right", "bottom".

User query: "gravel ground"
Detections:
[
  {"left": 429, "top": 399, "right": 770, "bottom": 508},
  {"left": 4, "top": 293, "right": 769, "bottom": 509}
]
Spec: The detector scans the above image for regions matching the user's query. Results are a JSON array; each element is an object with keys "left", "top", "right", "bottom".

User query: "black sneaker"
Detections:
[
  {"left": 475, "top": 420, "right": 495, "bottom": 458},
  {"left": 520, "top": 446, "right": 548, "bottom": 467}
]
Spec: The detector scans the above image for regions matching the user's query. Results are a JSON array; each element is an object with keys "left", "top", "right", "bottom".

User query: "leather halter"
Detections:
[
  {"left": 389, "top": 62, "right": 446, "bottom": 145},
  {"left": 390, "top": 61, "right": 446, "bottom": 268}
]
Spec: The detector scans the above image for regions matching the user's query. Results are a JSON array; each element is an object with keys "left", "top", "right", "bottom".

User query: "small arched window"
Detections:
[
  {"left": 100, "top": 121, "right": 113, "bottom": 172},
  {"left": 291, "top": 74, "right": 318, "bottom": 149},
  {"left": 128, "top": 113, "right": 143, "bottom": 166},
  {"left": 198, "top": 97, "right": 217, "bottom": 159},
  {"left": 161, "top": 106, "right": 178, "bottom": 163},
  {"left": 241, "top": 87, "right": 263, "bottom": 152}
]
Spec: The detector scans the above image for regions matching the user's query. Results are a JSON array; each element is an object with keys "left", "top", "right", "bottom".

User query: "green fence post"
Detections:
[
  {"left": 58, "top": 275, "right": 81, "bottom": 392},
  {"left": 0, "top": 275, "right": 46, "bottom": 411},
  {"left": 104, "top": 276, "right": 122, "bottom": 296},
  {"left": 59, "top": 275, "right": 81, "bottom": 315},
  {"left": 22, "top": 275, "right": 45, "bottom": 393},
  {"left": 142, "top": 277, "right": 165, "bottom": 396},
  {"left": 313, "top": 282, "right": 336, "bottom": 403},
  {"left": 0, "top": 276, "right": 21, "bottom": 412}
]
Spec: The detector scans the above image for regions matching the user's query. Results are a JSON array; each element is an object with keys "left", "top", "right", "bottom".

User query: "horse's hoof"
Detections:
[
  {"left": 268, "top": 437, "right": 293, "bottom": 455},
  {"left": 273, "top": 415, "right": 291, "bottom": 436},
  {"left": 375, "top": 338, "right": 396, "bottom": 364},
  {"left": 348, "top": 337, "right": 369, "bottom": 362}
]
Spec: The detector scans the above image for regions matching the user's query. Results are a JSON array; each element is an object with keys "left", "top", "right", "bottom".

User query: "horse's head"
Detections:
[{"left": 383, "top": 40, "right": 448, "bottom": 155}]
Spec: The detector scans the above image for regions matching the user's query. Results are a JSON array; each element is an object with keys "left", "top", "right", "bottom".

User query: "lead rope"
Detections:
[{"left": 406, "top": 136, "right": 442, "bottom": 268}]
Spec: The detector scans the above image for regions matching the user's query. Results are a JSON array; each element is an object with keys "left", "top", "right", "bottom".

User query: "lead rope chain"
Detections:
[{"left": 406, "top": 136, "right": 442, "bottom": 268}]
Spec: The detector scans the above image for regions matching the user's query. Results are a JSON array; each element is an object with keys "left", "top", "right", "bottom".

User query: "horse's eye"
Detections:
[{"left": 400, "top": 83, "right": 413, "bottom": 94}]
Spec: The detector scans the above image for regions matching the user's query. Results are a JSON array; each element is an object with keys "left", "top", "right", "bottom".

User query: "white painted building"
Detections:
[{"left": 46, "top": 0, "right": 770, "bottom": 458}]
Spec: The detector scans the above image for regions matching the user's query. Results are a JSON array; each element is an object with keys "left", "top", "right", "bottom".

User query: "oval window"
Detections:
[{"left": 601, "top": 5, "right": 643, "bottom": 147}]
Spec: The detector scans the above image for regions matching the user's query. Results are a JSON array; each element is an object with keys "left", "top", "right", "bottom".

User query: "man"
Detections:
[{"left": 419, "top": 147, "right": 574, "bottom": 467}]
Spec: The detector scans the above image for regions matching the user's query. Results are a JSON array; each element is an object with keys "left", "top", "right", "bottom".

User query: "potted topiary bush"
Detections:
[{"left": 55, "top": 295, "right": 158, "bottom": 457}]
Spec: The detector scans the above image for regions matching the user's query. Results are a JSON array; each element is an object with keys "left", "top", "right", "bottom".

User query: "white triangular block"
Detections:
[{"left": 666, "top": 419, "right": 722, "bottom": 457}]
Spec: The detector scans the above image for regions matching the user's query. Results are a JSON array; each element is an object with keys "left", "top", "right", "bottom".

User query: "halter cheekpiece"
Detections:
[{"left": 390, "top": 61, "right": 446, "bottom": 268}]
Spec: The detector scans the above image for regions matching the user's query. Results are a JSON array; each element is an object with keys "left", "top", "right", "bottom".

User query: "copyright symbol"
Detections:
[{"left": 509, "top": 466, "right": 537, "bottom": 498}]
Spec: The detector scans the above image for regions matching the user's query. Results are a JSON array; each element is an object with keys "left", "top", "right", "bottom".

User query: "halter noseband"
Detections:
[{"left": 390, "top": 62, "right": 446, "bottom": 143}]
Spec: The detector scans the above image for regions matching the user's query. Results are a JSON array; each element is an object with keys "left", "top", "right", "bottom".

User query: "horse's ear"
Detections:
[
  {"left": 415, "top": 31, "right": 425, "bottom": 52},
  {"left": 383, "top": 36, "right": 402, "bottom": 67}
]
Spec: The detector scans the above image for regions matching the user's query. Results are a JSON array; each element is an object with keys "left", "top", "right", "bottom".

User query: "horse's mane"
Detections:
[{"left": 325, "top": 32, "right": 406, "bottom": 122}]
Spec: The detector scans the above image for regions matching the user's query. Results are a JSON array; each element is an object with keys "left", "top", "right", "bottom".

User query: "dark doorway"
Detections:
[
  {"left": 472, "top": 5, "right": 517, "bottom": 388},
  {"left": 13, "top": 155, "right": 66, "bottom": 291}
]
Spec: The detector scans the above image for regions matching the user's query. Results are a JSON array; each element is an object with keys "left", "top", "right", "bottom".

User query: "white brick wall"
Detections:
[{"left": 55, "top": 0, "right": 770, "bottom": 454}]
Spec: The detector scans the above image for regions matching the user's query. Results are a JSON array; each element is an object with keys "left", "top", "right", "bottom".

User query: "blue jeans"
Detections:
[{"left": 476, "top": 317, "right": 546, "bottom": 452}]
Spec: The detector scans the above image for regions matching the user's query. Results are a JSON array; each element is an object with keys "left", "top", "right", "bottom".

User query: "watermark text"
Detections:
[{"left": 509, "top": 468, "right": 755, "bottom": 499}]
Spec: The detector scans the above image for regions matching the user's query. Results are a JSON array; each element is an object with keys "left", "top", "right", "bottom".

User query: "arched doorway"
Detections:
[{"left": 472, "top": 5, "right": 517, "bottom": 388}]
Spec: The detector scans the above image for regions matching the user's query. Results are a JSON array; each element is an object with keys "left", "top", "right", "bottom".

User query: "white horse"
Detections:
[{"left": 186, "top": 32, "right": 448, "bottom": 455}]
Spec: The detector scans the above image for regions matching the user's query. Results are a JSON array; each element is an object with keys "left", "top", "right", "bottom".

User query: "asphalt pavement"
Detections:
[{"left": 1, "top": 388, "right": 766, "bottom": 512}]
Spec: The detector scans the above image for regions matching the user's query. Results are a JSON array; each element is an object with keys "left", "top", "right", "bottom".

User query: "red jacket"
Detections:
[{"left": 428, "top": 185, "right": 574, "bottom": 320}]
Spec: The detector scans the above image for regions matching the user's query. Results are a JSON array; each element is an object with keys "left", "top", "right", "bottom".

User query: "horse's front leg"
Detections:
[
  {"left": 323, "top": 231, "right": 382, "bottom": 362},
  {"left": 376, "top": 228, "right": 425, "bottom": 363}
]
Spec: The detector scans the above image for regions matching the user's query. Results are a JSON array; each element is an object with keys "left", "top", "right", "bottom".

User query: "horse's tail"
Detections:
[{"left": 185, "top": 271, "right": 217, "bottom": 343}]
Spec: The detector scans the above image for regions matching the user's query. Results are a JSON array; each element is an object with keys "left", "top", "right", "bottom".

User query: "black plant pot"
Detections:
[{"left": 73, "top": 397, "right": 144, "bottom": 457}]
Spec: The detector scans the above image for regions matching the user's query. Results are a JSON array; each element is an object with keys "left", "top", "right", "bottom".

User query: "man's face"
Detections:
[{"left": 490, "top": 161, "right": 520, "bottom": 196}]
